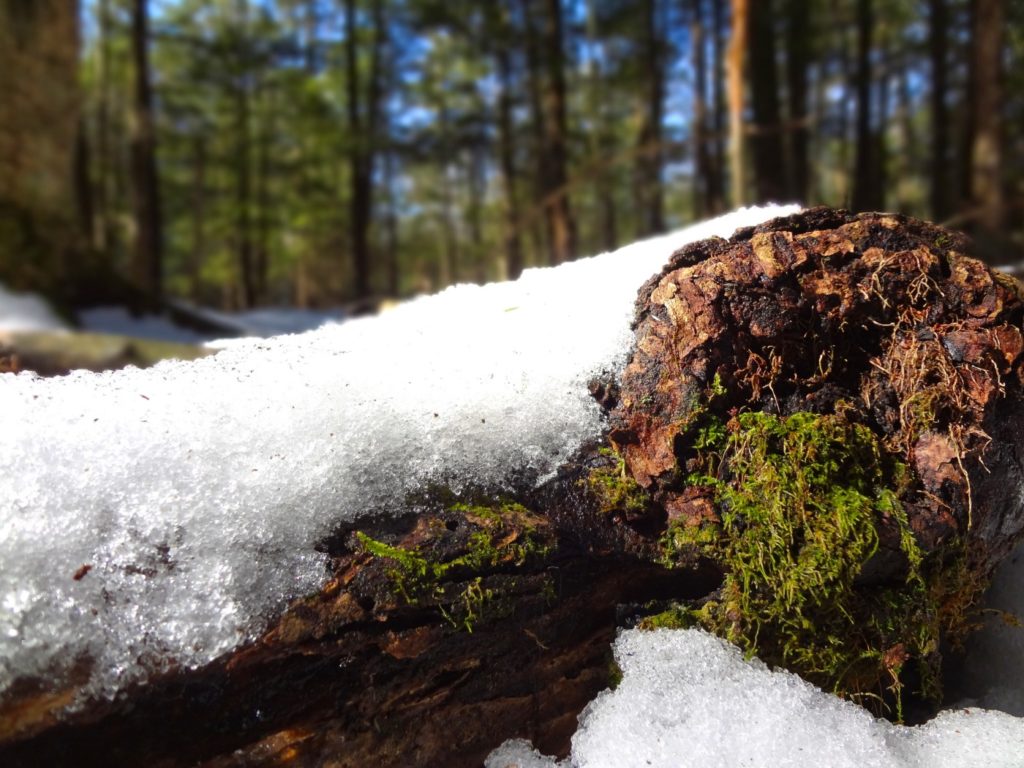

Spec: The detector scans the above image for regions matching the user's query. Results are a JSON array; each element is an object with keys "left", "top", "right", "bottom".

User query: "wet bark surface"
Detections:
[{"left": 4, "top": 208, "right": 1024, "bottom": 766}]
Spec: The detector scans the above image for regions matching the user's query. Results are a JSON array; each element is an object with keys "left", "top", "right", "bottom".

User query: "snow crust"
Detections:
[
  {"left": 0, "top": 283, "right": 68, "bottom": 333},
  {"left": 486, "top": 629, "right": 1024, "bottom": 768},
  {"left": 0, "top": 204, "right": 799, "bottom": 704}
]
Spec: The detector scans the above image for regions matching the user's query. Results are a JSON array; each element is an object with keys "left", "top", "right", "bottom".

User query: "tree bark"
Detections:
[{"left": 129, "top": 0, "right": 163, "bottom": 300}]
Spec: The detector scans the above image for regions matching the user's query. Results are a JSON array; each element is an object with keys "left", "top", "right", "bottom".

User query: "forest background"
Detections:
[{"left": 0, "top": 0, "right": 1021, "bottom": 316}]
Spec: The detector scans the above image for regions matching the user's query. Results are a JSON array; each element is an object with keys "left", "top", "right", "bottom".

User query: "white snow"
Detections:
[
  {"left": 0, "top": 204, "right": 800, "bottom": 706},
  {"left": 486, "top": 629, "right": 1024, "bottom": 768},
  {"left": 0, "top": 283, "right": 68, "bottom": 333}
]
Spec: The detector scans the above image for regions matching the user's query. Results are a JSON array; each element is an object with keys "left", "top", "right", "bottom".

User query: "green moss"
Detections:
[
  {"left": 356, "top": 501, "right": 550, "bottom": 632},
  {"left": 584, "top": 448, "right": 651, "bottom": 516},
  {"left": 658, "top": 410, "right": 960, "bottom": 720}
]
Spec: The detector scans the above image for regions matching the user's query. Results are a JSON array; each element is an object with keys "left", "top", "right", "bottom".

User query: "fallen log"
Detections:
[{"left": 2, "top": 208, "right": 1023, "bottom": 766}]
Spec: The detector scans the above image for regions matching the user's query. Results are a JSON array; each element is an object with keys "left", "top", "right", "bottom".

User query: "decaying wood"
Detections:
[{"left": 3, "top": 208, "right": 1024, "bottom": 767}]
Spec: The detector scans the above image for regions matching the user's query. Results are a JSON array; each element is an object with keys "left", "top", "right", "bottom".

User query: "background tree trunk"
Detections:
[
  {"left": 634, "top": 0, "right": 665, "bottom": 236},
  {"left": 540, "top": 0, "right": 576, "bottom": 263},
  {"left": 968, "top": 0, "right": 1005, "bottom": 232},
  {"left": 747, "top": 0, "right": 785, "bottom": 203},
  {"left": 928, "top": 0, "right": 950, "bottom": 220},
  {"left": 130, "top": 0, "right": 163, "bottom": 300},
  {"left": 727, "top": 0, "right": 748, "bottom": 206},
  {"left": 852, "top": 0, "right": 879, "bottom": 211}
]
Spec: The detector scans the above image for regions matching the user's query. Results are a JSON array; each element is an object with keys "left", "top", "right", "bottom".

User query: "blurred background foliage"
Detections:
[{"left": 0, "top": 0, "right": 1021, "bottom": 317}]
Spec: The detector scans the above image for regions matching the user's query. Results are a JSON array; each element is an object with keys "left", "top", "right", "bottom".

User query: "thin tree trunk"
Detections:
[
  {"left": 785, "top": 0, "right": 810, "bottom": 202},
  {"left": 874, "top": 46, "right": 890, "bottom": 211},
  {"left": 928, "top": 0, "right": 950, "bottom": 220},
  {"left": 189, "top": 136, "right": 206, "bottom": 302},
  {"left": 896, "top": 52, "right": 919, "bottom": 212},
  {"left": 585, "top": 0, "right": 617, "bottom": 251},
  {"left": 345, "top": 0, "right": 384, "bottom": 300},
  {"left": 968, "top": 0, "right": 1004, "bottom": 231},
  {"left": 708, "top": 0, "right": 725, "bottom": 213},
  {"left": 495, "top": 38, "right": 524, "bottom": 280},
  {"left": 727, "top": 0, "right": 749, "bottom": 206},
  {"left": 255, "top": 90, "right": 271, "bottom": 304},
  {"left": 851, "top": 0, "right": 877, "bottom": 212},
  {"left": 520, "top": 0, "right": 550, "bottom": 266},
  {"left": 635, "top": 0, "right": 665, "bottom": 235},
  {"left": 233, "top": 0, "right": 254, "bottom": 308},
  {"left": 748, "top": 0, "right": 785, "bottom": 203},
  {"left": 94, "top": 0, "right": 113, "bottom": 252},
  {"left": 834, "top": 0, "right": 853, "bottom": 205},
  {"left": 540, "top": 0, "right": 576, "bottom": 263},
  {"left": 691, "top": 0, "right": 709, "bottom": 218},
  {"left": 74, "top": 117, "right": 93, "bottom": 239},
  {"left": 129, "top": 0, "right": 163, "bottom": 299},
  {"left": 383, "top": 149, "right": 400, "bottom": 295}
]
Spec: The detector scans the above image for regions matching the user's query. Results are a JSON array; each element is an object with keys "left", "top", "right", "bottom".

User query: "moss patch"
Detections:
[
  {"left": 655, "top": 410, "right": 984, "bottom": 720},
  {"left": 356, "top": 501, "right": 551, "bottom": 632}
]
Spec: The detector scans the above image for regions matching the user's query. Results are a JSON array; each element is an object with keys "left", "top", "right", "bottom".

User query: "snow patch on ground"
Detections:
[
  {"left": 0, "top": 204, "right": 799, "bottom": 704},
  {"left": 487, "top": 630, "right": 1024, "bottom": 768},
  {"left": 0, "top": 284, "right": 68, "bottom": 333}
]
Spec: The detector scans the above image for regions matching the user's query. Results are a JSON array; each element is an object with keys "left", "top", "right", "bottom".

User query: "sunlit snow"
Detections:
[
  {"left": 486, "top": 629, "right": 1024, "bottom": 768},
  {"left": 0, "top": 283, "right": 68, "bottom": 333},
  {"left": 0, "top": 204, "right": 799, "bottom": 704}
]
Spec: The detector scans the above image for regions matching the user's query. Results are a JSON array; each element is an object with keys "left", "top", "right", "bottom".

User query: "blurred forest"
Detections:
[{"left": 0, "top": 0, "right": 1022, "bottom": 314}]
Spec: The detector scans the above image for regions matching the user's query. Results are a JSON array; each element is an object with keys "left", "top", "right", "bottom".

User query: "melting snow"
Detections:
[
  {"left": 0, "top": 204, "right": 799, "bottom": 704},
  {"left": 0, "top": 283, "right": 68, "bottom": 333},
  {"left": 486, "top": 629, "right": 1024, "bottom": 768}
]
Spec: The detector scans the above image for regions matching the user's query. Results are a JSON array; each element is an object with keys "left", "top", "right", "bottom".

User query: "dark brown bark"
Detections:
[
  {"left": 851, "top": 0, "right": 878, "bottom": 211},
  {"left": 928, "top": 0, "right": 950, "bottom": 220},
  {"left": 785, "top": 0, "right": 810, "bottom": 202},
  {"left": 129, "top": 0, "right": 163, "bottom": 299},
  {"left": 634, "top": 0, "right": 665, "bottom": 236}
]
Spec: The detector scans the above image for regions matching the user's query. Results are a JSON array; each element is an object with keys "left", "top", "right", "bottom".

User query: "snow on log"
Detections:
[{"left": 3, "top": 206, "right": 1024, "bottom": 767}]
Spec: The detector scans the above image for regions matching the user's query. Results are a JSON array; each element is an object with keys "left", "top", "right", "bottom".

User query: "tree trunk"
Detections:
[
  {"left": 634, "top": 0, "right": 665, "bottom": 236},
  {"left": 747, "top": 0, "right": 785, "bottom": 203},
  {"left": 345, "top": 0, "right": 385, "bottom": 300},
  {"left": 495, "top": 37, "right": 524, "bottom": 280},
  {"left": 708, "top": 0, "right": 726, "bottom": 212},
  {"left": 129, "top": 0, "right": 163, "bottom": 300},
  {"left": 520, "top": 0, "right": 550, "bottom": 266},
  {"left": 691, "top": 0, "right": 711, "bottom": 219},
  {"left": 539, "top": 0, "right": 576, "bottom": 263},
  {"left": 726, "top": 0, "right": 749, "bottom": 206},
  {"left": 851, "top": 0, "right": 878, "bottom": 212},
  {"left": 3, "top": 209, "right": 1024, "bottom": 767},
  {"left": 967, "top": 0, "right": 1004, "bottom": 232},
  {"left": 583, "top": 0, "right": 618, "bottom": 252},
  {"left": 189, "top": 136, "right": 207, "bottom": 302},
  {"left": 233, "top": 0, "right": 254, "bottom": 309},
  {"left": 928, "top": 0, "right": 950, "bottom": 220},
  {"left": 785, "top": 0, "right": 810, "bottom": 202}
]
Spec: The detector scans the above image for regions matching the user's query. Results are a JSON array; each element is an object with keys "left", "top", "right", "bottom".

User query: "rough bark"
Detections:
[{"left": 4, "top": 209, "right": 1024, "bottom": 767}]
